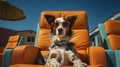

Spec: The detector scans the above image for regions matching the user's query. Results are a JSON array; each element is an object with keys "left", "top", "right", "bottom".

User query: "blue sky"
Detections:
[{"left": 0, "top": 0, "right": 120, "bottom": 32}]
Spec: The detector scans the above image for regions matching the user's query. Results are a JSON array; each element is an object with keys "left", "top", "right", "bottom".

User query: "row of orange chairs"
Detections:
[{"left": 1, "top": 10, "right": 120, "bottom": 67}]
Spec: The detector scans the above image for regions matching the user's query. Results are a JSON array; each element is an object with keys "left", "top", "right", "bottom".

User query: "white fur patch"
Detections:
[
  {"left": 54, "top": 18, "right": 66, "bottom": 37},
  {"left": 55, "top": 18, "right": 65, "bottom": 22}
]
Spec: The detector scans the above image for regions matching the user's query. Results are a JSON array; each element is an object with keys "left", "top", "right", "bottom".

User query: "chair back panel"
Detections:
[
  {"left": 70, "top": 29, "right": 90, "bottom": 50},
  {"left": 37, "top": 29, "right": 51, "bottom": 50},
  {"left": 40, "top": 11, "right": 88, "bottom": 29},
  {"left": 5, "top": 35, "right": 20, "bottom": 49},
  {"left": 104, "top": 20, "right": 120, "bottom": 50},
  {"left": 37, "top": 11, "right": 89, "bottom": 50},
  {"left": 37, "top": 29, "right": 90, "bottom": 50},
  {"left": 104, "top": 20, "right": 120, "bottom": 35}
]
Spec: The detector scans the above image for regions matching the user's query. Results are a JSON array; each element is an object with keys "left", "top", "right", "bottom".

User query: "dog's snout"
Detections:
[{"left": 58, "top": 28, "right": 63, "bottom": 32}]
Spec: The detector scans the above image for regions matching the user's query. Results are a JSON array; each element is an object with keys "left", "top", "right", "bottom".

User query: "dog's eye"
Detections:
[
  {"left": 63, "top": 22, "right": 68, "bottom": 27},
  {"left": 53, "top": 23, "right": 59, "bottom": 27}
]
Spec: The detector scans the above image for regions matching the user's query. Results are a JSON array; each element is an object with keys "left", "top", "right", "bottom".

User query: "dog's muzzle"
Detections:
[{"left": 58, "top": 28, "right": 63, "bottom": 35}]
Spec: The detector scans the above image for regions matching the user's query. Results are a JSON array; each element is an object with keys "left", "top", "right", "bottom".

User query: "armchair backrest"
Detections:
[
  {"left": 2, "top": 35, "right": 23, "bottom": 67},
  {"left": 104, "top": 20, "right": 120, "bottom": 50},
  {"left": 36, "top": 11, "right": 90, "bottom": 51},
  {"left": 5, "top": 35, "right": 22, "bottom": 49}
]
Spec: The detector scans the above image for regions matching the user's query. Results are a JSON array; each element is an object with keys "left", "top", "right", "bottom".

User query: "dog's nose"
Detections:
[{"left": 58, "top": 28, "right": 63, "bottom": 32}]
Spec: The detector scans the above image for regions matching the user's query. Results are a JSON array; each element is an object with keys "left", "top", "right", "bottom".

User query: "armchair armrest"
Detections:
[
  {"left": 11, "top": 45, "right": 39, "bottom": 65},
  {"left": 2, "top": 49, "right": 13, "bottom": 67},
  {"left": 88, "top": 46, "right": 107, "bottom": 67}
]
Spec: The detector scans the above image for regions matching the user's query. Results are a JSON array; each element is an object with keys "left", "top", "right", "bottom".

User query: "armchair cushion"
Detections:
[
  {"left": 40, "top": 11, "right": 88, "bottom": 29},
  {"left": 70, "top": 29, "right": 90, "bottom": 50},
  {"left": 104, "top": 20, "right": 120, "bottom": 50},
  {"left": 104, "top": 20, "right": 120, "bottom": 35},
  {"left": 6, "top": 35, "right": 20, "bottom": 49},
  {"left": 37, "top": 29, "right": 90, "bottom": 50},
  {"left": 108, "top": 35, "right": 120, "bottom": 50},
  {"left": 37, "top": 29, "right": 51, "bottom": 50}
]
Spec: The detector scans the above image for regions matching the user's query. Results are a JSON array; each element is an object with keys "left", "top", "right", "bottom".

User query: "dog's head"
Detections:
[{"left": 45, "top": 15, "right": 77, "bottom": 41}]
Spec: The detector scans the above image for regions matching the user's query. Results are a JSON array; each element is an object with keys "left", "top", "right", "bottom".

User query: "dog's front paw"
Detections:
[
  {"left": 73, "top": 59, "right": 87, "bottom": 67},
  {"left": 46, "top": 58, "right": 62, "bottom": 67},
  {"left": 81, "top": 63, "right": 87, "bottom": 67}
]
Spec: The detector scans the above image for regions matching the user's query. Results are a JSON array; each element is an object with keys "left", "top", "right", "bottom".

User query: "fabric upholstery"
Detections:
[
  {"left": 108, "top": 35, "right": 120, "bottom": 50},
  {"left": 104, "top": 20, "right": 120, "bottom": 50},
  {"left": 6, "top": 35, "right": 20, "bottom": 49},
  {"left": 88, "top": 46, "right": 107, "bottom": 67},
  {"left": 9, "top": 11, "right": 107, "bottom": 67},
  {"left": 70, "top": 29, "right": 90, "bottom": 50},
  {"left": 77, "top": 50, "right": 87, "bottom": 63},
  {"left": 37, "top": 29, "right": 51, "bottom": 50},
  {"left": 11, "top": 45, "right": 39, "bottom": 65},
  {"left": 1, "top": 35, "right": 21, "bottom": 67},
  {"left": 38, "top": 10, "right": 89, "bottom": 51},
  {"left": 9, "top": 48, "right": 104, "bottom": 67},
  {"left": 104, "top": 20, "right": 120, "bottom": 35},
  {"left": 40, "top": 11, "right": 88, "bottom": 29},
  {"left": 99, "top": 20, "right": 120, "bottom": 67},
  {"left": 37, "top": 29, "right": 90, "bottom": 50}
]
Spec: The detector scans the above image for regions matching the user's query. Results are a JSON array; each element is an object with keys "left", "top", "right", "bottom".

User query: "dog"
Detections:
[{"left": 44, "top": 15, "right": 87, "bottom": 67}]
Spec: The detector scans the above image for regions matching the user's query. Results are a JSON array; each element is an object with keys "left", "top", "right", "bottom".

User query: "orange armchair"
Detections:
[
  {"left": 97, "top": 20, "right": 120, "bottom": 67},
  {"left": 0, "top": 35, "right": 23, "bottom": 67},
  {"left": 9, "top": 11, "right": 107, "bottom": 67}
]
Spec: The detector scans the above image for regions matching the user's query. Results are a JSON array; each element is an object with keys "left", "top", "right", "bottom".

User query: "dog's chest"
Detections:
[
  {"left": 50, "top": 41, "right": 74, "bottom": 54},
  {"left": 50, "top": 44, "right": 66, "bottom": 54}
]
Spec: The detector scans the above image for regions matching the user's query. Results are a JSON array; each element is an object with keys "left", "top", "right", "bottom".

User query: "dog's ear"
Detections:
[
  {"left": 44, "top": 15, "right": 55, "bottom": 25},
  {"left": 67, "top": 15, "right": 77, "bottom": 25}
]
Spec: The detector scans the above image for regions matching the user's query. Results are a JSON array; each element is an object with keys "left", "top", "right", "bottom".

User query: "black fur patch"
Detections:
[
  {"left": 44, "top": 15, "right": 55, "bottom": 25},
  {"left": 53, "top": 41, "right": 75, "bottom": 50},
  {"left": 67, "top": 15, "right": 77, "bottom": 26}
]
